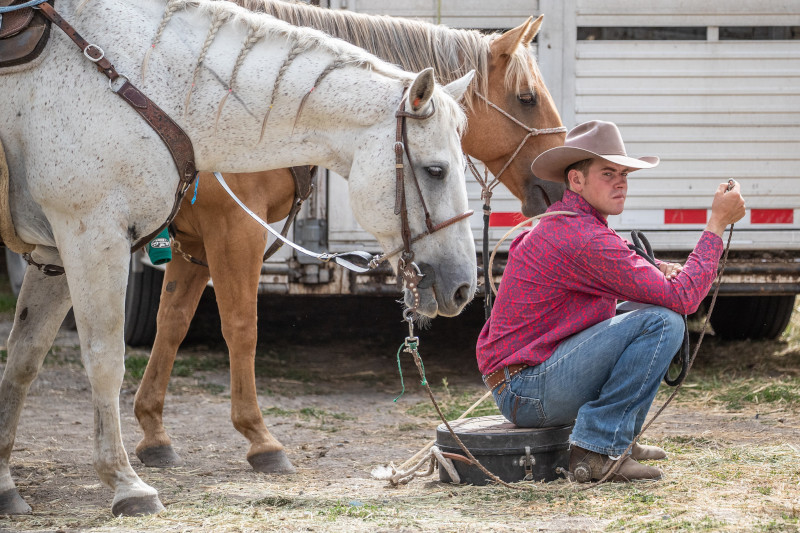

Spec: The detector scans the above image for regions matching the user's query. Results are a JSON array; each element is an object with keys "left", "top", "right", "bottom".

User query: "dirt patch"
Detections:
[{"left": 1, "top": 295, "right": 799, "bottom": 532}]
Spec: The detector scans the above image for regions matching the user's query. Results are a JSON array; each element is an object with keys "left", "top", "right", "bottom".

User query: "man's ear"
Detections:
[{"left": 567, "top": 169, "right": 583, "bottom": 192}]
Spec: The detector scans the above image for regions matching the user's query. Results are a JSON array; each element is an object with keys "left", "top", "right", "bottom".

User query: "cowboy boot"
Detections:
[
  {"left": 631, "top": 442, "right": 667, "bottom": 461},
  {"left": 569, "top": 446, "right": 662, "bottom": 483}
]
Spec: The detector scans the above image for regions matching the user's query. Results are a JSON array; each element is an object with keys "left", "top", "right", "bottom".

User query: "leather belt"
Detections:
[{"left": 482, "top": 363, "right": 528, "bottom": 392}]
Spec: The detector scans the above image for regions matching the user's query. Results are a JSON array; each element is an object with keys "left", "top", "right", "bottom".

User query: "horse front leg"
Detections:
[
  {"left": 205, "top": 232, "right": 295, "bottom": 474},
  {"left": 58, "top": 231, "right": 164, "bottom": 517},
  {"left": 0, "top": 250, "right": 72, "bottom": 514},
  {"left": 134, "top": 253, "right": 210, "bottom": 467}
]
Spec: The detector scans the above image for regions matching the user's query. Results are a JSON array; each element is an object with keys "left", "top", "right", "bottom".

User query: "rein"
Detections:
[{"left": 16, "top": 1, "right": 197, "bottom": 275}]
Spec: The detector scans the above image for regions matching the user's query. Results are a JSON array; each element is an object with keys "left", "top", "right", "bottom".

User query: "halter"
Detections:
[{"left": 468, "top": 90, "right": 567, "bottom": 317}]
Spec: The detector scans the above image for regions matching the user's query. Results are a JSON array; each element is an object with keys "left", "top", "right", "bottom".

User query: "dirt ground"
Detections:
[{"left": 1, "top": 294, "right": 799, "bottom": 532}]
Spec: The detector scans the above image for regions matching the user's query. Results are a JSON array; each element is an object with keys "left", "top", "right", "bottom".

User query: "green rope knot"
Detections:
[{"left": 393, "top": 341, "right": 429, "bottom": 401}]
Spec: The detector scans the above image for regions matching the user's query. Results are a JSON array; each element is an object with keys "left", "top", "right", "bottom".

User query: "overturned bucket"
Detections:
[{"left": 436, "top": 415, "right": 572, "bottom": 485}]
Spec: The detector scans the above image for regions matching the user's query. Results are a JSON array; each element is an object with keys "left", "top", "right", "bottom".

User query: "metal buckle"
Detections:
[{"left": 83, "top": 43, "right": 104, "bottom": 62}]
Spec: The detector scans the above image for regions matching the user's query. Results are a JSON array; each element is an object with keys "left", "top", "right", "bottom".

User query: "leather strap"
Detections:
[
  {"left": 262, "top": 165, "right": 316, "bottom": 262},
  {"left": 482, "top": 363, "right": 528, "bottom": 392},
  {"left": 36, "top": 2, "right": 197, "bottom": 252}
]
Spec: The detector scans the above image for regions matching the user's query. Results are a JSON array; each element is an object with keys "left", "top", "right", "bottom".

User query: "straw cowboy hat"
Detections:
[{"left": 531, "top": 120, "right": 659, "bottom": 183}]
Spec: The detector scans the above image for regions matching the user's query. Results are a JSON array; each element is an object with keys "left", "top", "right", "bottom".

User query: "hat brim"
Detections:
[{"left": 531, "top": 146, "right": 659, "bottom": 183}]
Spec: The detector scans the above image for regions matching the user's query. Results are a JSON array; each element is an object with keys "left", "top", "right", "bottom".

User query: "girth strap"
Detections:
[{"left": 261, "top": 165, "right": 316, "bottom": 262}]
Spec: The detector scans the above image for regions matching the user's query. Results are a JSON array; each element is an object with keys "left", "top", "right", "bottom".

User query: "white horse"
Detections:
[{"left": 0, "top": 0, "right": 476, "bottom": 516}]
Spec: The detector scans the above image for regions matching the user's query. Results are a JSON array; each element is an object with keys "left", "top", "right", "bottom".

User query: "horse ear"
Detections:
[
  {"left": 443, "top": 70, "right": 475, "bottom": 103},
  {"left": 492, "top": 16, "right": 533, "bottom": 58},
  {"left": 523, "top": 15, "right": 544, "bottom": 45},
  {"left": 408, "top": 67, "right": 436, "bottom": 112}
]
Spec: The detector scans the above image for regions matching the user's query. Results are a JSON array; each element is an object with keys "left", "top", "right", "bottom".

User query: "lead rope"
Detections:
[{"left": 465, "top": 157, "right": 501, "bottom": 319}]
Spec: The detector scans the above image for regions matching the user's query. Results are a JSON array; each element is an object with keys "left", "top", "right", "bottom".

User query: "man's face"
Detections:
[{"left": 568, "top": 159, "right": 632, "bottom": 218}]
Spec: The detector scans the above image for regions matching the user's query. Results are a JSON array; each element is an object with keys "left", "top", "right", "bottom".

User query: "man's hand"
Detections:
[
  {"left": 706, "top": 181, "right": 746, "bottom": 237},
  {"left": 659, "top": 262, "right": 683, "bottom": 280}
]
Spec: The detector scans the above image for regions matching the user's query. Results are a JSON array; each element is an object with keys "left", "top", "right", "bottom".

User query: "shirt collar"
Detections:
[{"left": 559, "top": 190, "right": 609, "bottom": 227}]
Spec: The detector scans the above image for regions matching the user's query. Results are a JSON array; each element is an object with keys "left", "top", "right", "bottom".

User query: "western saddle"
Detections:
[{"left": 0, "top": 0, "right": 51, "bottom": 69}]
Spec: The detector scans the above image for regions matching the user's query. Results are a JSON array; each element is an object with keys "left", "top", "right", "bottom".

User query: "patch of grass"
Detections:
[
  {"left": 0, "top": 291, "right": 16, "bottom": 314},
  {"left": 125, "top": 355, "right": 150, "bottom": 380},
  {"left": 260, "top": 406, "right": 353, "bottom": 423},
  {"left": 261, "top": 406, "right": 294, "bottom": 417},
  {"left": 319, "top": 500, "right": 383, "bottom": 521},
  {"left": 0, "top": 349, "right": 6, "bottom": 363}
]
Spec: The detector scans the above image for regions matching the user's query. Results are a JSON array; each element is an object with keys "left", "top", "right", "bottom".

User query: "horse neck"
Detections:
[{"left": 76, "top": 0, "right": 409, "bottom": 175}]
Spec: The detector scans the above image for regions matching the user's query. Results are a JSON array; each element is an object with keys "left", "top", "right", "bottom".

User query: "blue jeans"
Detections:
[{"left": 491, "top": 305, "right": 684, "bottom": 456}]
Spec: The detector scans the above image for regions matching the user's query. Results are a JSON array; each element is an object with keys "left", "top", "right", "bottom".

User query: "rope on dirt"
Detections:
[{"left": 371, "top": 446, "right": 460, "bottom": 485}]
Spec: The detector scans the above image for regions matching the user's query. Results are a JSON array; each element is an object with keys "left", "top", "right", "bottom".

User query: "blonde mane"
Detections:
[{"left": 237, "top": 0, "right": 540, "bottom": 113}]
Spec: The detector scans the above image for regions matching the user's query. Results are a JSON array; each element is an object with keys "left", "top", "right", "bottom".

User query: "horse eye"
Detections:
[
  {"left": 518, "top": 91, "right": 537, "bottom": 106},
  {"left": 425, "top": 166, "right": 445, "bottom": 179}
]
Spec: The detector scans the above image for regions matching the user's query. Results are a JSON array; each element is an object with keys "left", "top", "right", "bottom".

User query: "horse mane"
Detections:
[
  {"left": 236, "top": 0, "right": 540, "bottom": 113},
  {"left": 137, "top": 0, "right": 466, "bottom": 136}
]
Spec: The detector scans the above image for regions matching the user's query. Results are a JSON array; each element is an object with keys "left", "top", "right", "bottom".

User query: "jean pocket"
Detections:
[{"left": 495, "top": 387, "right": 546, "bottom": 428}]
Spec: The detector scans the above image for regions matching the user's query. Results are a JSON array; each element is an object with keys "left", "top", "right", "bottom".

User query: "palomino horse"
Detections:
[
  {"left": 0, "top": 0, "right": 477, "bottom": 516},
  {"left": 133, "top": 3, "right": 567, "bottom": 477}
]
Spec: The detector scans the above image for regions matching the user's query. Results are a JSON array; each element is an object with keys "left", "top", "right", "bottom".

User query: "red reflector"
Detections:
[
  {"left": 664, "top": 209, "right": 707, "bottom": 224},
  {"left": 489, "top": 212, "right": 531, "bottom": 227},
  {"left": 751, "top": 209, "right": 793, "bottom": 224}
]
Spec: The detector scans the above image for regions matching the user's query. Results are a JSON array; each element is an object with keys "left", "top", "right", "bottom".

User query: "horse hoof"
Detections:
[
  {"left": 111, "top": 494, "right": 165, "bottom": 517},
  {"left": 248, "top": 450, "right": 296, "bottom": 474},
  {"left": 0, "top": 488, "right": 32, "bottom": 514},
  {"left": 136, "top": 445, "right": 183, "bottom": 468}
]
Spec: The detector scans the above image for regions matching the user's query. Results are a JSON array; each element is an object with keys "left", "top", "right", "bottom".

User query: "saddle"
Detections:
[{"left": 0, "top": 0, "right": 52, "bottom": 69}]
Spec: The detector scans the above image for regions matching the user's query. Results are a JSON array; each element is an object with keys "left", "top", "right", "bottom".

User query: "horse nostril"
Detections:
[{"left": 453, "top": 283, "right": 471, "bottom": 307}]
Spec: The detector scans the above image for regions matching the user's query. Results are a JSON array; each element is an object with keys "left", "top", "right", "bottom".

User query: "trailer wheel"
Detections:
[
  {"left": 125, "top": 255, "right": 163, "bottom": 347},
  {"left": 709, "top": 295, "right": 796, "bottom": 340}
]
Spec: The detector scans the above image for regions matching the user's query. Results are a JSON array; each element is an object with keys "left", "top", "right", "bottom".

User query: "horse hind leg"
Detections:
[
  {"left": 134, "top": 255, "right": 210, "bottom": 468},
  {"left": 0, "top": 249, "right": 72, "bottom": 514}
]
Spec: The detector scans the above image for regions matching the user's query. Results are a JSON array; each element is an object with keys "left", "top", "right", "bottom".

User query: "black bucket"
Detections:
[{"left": 435, "top": 415, "right": 572, "bottom": 485}]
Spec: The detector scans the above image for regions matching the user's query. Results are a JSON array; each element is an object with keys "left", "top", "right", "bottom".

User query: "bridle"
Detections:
[
  {"left": 212, "top": 91, "right": 474, "bottom": 314},
  {"left": 468, "top": 89, "right": 567, "bottom": 317},
  {"left": 386, "top": 93, "right": 473, "bottom": 312}
]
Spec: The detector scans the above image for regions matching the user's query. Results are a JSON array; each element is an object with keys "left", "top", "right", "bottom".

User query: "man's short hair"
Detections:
[{"left": 564, "top": 158, "right": 594, "bottom": 188}]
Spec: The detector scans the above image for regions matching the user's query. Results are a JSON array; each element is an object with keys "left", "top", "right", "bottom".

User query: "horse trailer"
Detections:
[{"left": 9, "top": 0, "right": 797, "bottom": 344}]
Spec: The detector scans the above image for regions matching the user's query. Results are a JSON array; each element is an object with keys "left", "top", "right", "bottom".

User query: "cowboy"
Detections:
[{"left": 476, "top": 120, "right": 746, "bottom": 482}]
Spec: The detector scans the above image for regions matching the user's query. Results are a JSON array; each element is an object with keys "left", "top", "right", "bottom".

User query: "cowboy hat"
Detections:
[{"left": 531, "top": 120, "right": 659, "bottom": 183}]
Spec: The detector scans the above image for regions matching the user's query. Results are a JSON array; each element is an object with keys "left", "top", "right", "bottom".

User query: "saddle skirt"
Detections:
[{"left": 0, "top": 0, "right": 51, "bottom": 69}]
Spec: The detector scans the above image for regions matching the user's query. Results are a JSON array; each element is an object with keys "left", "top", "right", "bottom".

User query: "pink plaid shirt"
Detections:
[{"left": 477, "top": 190, "right": 723, "bottom": 375}]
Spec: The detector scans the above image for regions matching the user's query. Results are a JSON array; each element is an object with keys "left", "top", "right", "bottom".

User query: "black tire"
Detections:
[
  {"left": 124, "top": 255, "right": 164, "bottom": 347},
  {"left": 709, "top": 295, "right": 797, "bottom": 340}
]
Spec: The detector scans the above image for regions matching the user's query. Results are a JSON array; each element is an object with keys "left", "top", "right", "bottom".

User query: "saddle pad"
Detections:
[{"left": 0, "top": 136, "right": 35, "bottom": 253}]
